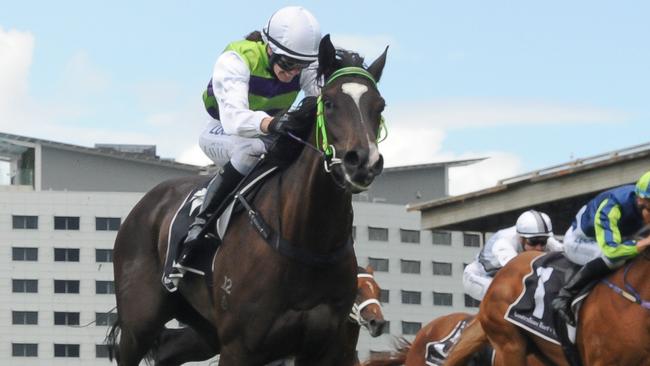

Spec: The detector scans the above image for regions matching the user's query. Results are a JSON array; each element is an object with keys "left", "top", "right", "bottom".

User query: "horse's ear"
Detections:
[
  {"left": 318, "top": 34, "right": 336, "bottom": 79},
  {"left": 367, "top": 46, "right": 388, "bottom": 83},
  {"left": 365, "top": 264, "right": 375, "bottom": 274}
]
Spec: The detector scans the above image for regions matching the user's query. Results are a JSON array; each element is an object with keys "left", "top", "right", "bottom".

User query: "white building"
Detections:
[{"left": 1, "top": 132, "right": 482, "bottom": 364}]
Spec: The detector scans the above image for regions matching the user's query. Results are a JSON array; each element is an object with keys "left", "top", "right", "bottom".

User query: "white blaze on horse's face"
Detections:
[{"left": 340, "top": 82, "right": 381, "bottom": 167}]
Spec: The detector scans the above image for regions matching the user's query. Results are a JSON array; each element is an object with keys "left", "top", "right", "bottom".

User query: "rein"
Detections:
[{"left": 602, "top": 259, "right": 650, "bottom": 310}]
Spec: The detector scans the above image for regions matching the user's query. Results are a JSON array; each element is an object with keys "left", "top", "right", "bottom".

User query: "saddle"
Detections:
[{"left": 161, "top": 161, "right": 280, "bottom": 292}]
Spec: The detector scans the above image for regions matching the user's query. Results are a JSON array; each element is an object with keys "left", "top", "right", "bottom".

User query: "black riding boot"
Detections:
[
  {"left": 176, "top": 162, "right": 243, "bottom": 273},
  {"left": 551, "top": 257, "right": 612, "bottom": 326}
]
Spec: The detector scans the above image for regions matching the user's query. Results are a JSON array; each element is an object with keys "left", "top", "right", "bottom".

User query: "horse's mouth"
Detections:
[{"left": 339, "top": 154, "right": 384, "bottom": 193}]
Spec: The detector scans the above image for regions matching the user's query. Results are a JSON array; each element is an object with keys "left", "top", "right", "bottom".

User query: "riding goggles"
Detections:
[
  {"left": 527, "top": 237, "right": 548, "bottom": 246},
  {"left": 275, "top": 55, "right": 312, "bottom": 71}
]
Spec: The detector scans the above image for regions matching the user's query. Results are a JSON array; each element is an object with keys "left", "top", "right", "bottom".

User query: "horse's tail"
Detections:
[
  {"left": 361, "top": 336, "right": 410, "bottom": 366},
  {"left": 106, "top": 316, "right": 121, "bottom": 363},
  {"left": 444, "top": 317, "right": 488, "bottom": 366}
]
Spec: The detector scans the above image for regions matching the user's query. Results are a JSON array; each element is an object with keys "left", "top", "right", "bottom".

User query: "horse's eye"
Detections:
[{"left": 324, "top": 100, "right": 334, "bottom": 110}]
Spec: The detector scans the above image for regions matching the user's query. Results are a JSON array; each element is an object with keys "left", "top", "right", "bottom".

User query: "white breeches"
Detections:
[
  {"left": 199, "top": 120, "right": 271, "bottom": 174},
  {"left": 462, "top": 261, "right": 493, "bottom": 301}
]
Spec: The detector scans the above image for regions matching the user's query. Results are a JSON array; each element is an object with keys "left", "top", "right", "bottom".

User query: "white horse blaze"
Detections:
[{"left": 341, "top": 82, "right": 381, "bottom": 167}]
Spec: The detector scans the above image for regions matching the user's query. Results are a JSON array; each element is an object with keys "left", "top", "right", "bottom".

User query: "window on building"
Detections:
[
  {"left": 13, "top": 279, "right": 38, "bottom": 293},
  {"left": 368, "top": 257, "right": 389, "bottom": 272},
  {"left": 368, "top": 227, "right": 388, "bottom": 241},
  {"left": 96, "top": 312, "right": 118, "bottom": 326},
  {"left": 96, "top": 217, "right": 121, "bottom": 231},
  {"left": 54, "top": 248, "right": 80, "bottom": 262},
  {"left": 463, "top": 233, "right": 481, "bottom": 247},
  {"left": 464, "top": 294, "right": 481, "bottom": 307},
  {"left": 432, "top": 261, "right": 452, "bottom": 276},
  {"left": 400, "top": 259, "right": 421, "bottom": 274},
  {"left": 401, "top": 290, "right": 421, "bottom": 305},
  {"left": 12, "top": 247, "right": 38, "bottom": 261},
  {"left": 96, "top": 249, "right": 113, "bottom": 263},
  {"left": 54, "top": 312, "right": 80, "bottom": 326},
  {"left": 54, "top": 344, "right": 80, "bottom": 358},
  {"left": 12, "top": 311, "right": 38, "bottom": 325},
  {"left": 379, "top": 289, "right": 390, "bottom": 304},
  {"left": 431, "top": 231, "right": 451, "bottom": 245},
  {"left": 12, "top": 215, "right": 38, "bottom": 229},
  {"left": 96, "top": 344, "right": 110, "bottom": 358},
  {"left": 399, "top": 229, "right": 420, "bottom": 243},
  {"left": 96, "top": 280, "right": 115, "bottom": 294},
  {"left": 54, "top": 216, "right": 80, "bottom": 230},
  {"left": 12, "top": 343, "right": 38, "bottom": 357},
  {"left": 401, "top": 321, "right": 422, "bottom": 335},
  {"left": 54, "top": 280, "right": 80, "bottom": 294},
  {"left": 433, "top": 292, "right": 453, "bottom": 306}
]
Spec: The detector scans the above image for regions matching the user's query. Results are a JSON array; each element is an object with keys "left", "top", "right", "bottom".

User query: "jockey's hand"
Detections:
[{"left": 268, "top": 113, "right": 305, "bottom": 136}]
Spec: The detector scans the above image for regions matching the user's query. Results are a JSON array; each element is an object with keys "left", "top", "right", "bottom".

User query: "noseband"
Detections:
[{"left": 348, "top": 272, "right": 383, "bottom": 327}]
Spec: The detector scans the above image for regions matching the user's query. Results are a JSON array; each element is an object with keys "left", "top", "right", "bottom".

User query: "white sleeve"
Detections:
[
  {"left": 212, "top": 51, "right": 269, "bottom": 137},
  {"left": 299, "top": 62, "right": 321, "bottom": 97},
  {"left": 492, "top": 238, "right": 520, "bottom": 267},
  {"left": 545, "top": 237, "right": 565, "bottom": 252}
]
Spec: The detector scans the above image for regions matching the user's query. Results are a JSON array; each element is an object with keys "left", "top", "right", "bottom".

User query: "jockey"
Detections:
[
  {"left": 552, "top": 170, "right": 650, "bottom": 326},
  {"left": 174, "top": 6, "right": 322, "bottom": 276},
  {"left": 463, "top": 210, "right": 564, "bottom": 301}
]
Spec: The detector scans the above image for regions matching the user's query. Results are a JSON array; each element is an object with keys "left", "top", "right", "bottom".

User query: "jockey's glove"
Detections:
[{"left": 268, "top": 113, "right": 305, "bottom": 136}]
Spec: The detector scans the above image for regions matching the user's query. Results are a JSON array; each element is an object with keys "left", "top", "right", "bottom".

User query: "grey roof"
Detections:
[
  {"left": 0, "top": 131, "right": 201, "bottom": 172},
  {"left": 384, "top": 158, "right": 486, "bottom": 173},
  {"left": 407, "top": 140, "right": 650, "bottom": 212}
]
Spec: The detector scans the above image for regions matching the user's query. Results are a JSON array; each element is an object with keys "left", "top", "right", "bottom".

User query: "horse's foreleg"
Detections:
[
  {"left": 154, "top": 327, "right": 218, "bottom": 365},
  {"left": 489, "top": 332, "right": 528, "bottom": 366}
]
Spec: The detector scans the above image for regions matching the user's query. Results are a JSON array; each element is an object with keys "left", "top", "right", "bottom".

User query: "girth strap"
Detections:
[{"left": 235, "top": 192, "right": 353, "bottom": 267}]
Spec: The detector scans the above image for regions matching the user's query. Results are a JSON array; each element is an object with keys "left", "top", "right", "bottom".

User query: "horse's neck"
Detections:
[{"left": 276, "top": 148, "right": 352, "bottom": 251}]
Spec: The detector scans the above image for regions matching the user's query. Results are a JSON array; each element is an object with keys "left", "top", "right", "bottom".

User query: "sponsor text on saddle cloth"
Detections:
[
  {"left": 505, "top": 252, "right": 586, "bottom": 345},
  {"left": 162, "top": 165, "right": 279, "bottom": 292}
]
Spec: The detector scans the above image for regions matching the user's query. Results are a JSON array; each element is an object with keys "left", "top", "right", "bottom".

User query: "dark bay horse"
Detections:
[
  {"left": 109, "top": 34, "right": 388, "bottom": 366},
  {"left": 152, "top": 265, "right": 386, "bottom": 365},
  {"left": 445, "top": 250, "right": 650, "bottom": 366}
]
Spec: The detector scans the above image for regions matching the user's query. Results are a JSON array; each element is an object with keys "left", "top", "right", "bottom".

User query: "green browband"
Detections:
[{"left": 316, "top": 67, "right": 386, "bottom": 157}]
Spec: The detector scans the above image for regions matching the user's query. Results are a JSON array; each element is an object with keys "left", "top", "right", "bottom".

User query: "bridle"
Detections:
[
  {"left": 348, "top": 272, "right": 383, "bottom": 328},
  {"left": 286, "top": 66, "right": 386, "bottom": 175}
]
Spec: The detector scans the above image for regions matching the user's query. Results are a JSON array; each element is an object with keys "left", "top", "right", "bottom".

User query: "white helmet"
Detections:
[
  {"left": 262, "top": 6, "right": 321, "bottom": 62},
  {"left": 516, "top": 210, "right": 553, "bottom": 238}
]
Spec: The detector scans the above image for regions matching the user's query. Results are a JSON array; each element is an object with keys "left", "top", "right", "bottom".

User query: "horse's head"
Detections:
[
  {"left": 351, "top": 265, "right": 386, "bottom": 337},
  {"left": 315, "top": 35, "right": 387, "bottom": 193}
]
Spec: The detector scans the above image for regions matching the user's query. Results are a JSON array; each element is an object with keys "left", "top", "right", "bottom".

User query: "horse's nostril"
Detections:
[{"left": 344, "top": 150, "right": 360, "bottom": 167}]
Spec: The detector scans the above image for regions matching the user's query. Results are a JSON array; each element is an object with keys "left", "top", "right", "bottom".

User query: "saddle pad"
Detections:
[
  {"left": 425, "top": 319, "right": 469, "bottom": 366},
  {"left": 161, "top": 165, "right": 281, "bottom": 292},
  {"left": 162, "top": 179, "right": 217, "bottom": 292},
  {"left": 505, "top": 252, "right": 581, "bottom": 345},
  {"left": 424, "top": 318, "right": 494, "bottom": 366}
]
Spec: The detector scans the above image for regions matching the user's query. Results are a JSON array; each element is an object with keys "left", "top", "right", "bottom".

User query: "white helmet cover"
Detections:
[
  {"left": 262, "top": 6, "right": 321, "bottom": 61},
  {"left": 516, "top": 210, "right": 553, "bottom": 238}
]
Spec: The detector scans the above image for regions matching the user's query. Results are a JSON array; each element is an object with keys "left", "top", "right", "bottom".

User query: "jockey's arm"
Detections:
[
  {"left": 212, "top": 51, "right": 271, "bottom": 137},
  {"left": 492, "top": 238, "right": 519, "bottom": 268},
  {"left": 594, "top": 198, "right": 639, "bottom": 260}
]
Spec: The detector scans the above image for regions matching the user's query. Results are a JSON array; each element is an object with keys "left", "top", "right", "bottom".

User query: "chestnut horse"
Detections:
[
  {"left": 108, "top": 35, "right": 388, "bottom": 366},
  {"left": 152, "top": 265, "right": 386, "bottom": 365},
  {"left": 361, "top": 312, "right": 477, "bottom": 366},
  {"left": 445, "top": 250, "right": 650, "bottom": 366}
]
